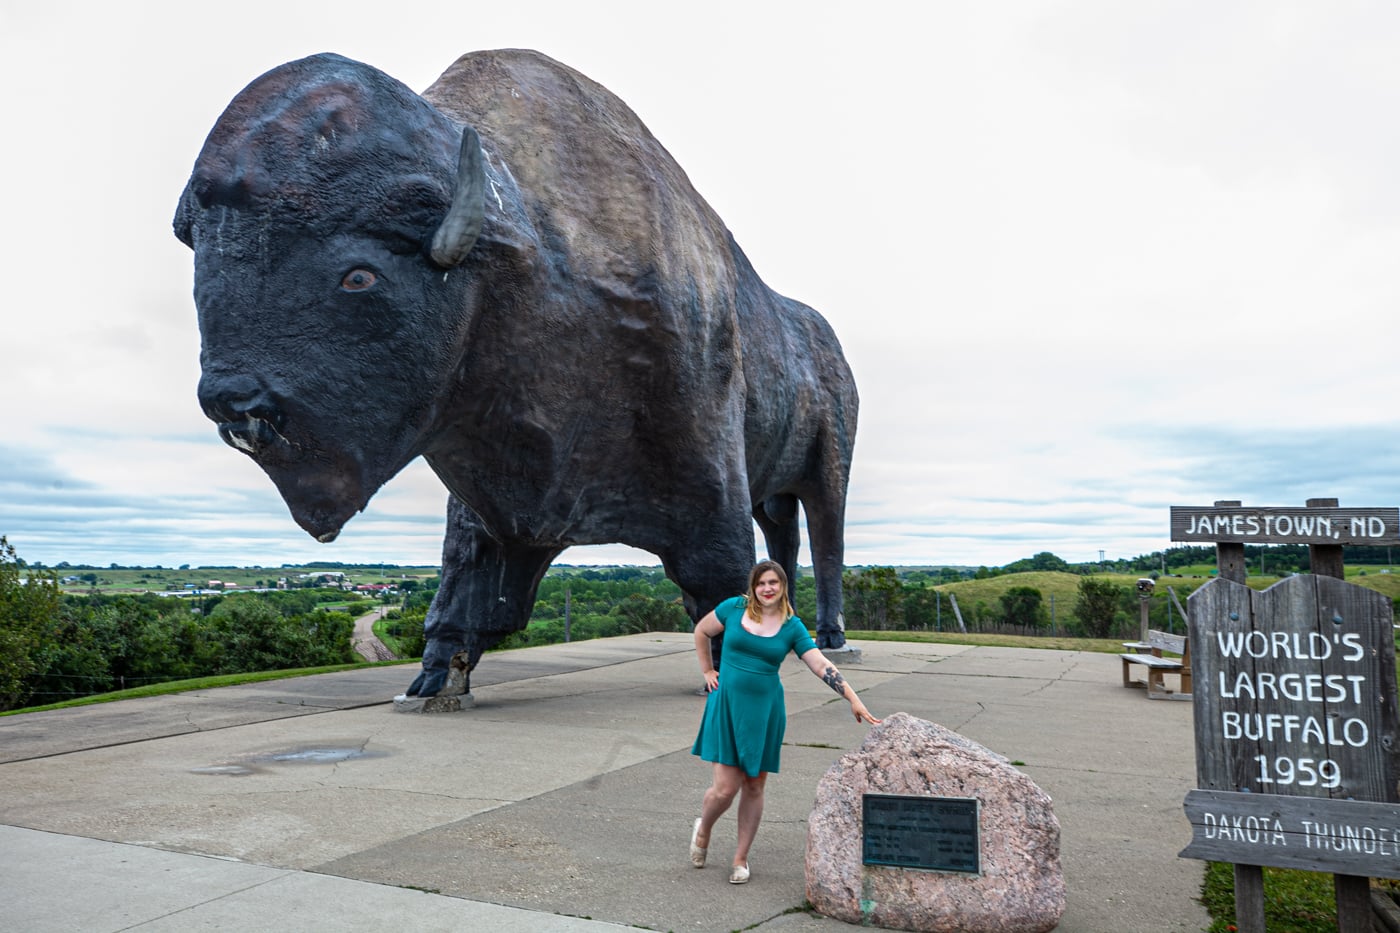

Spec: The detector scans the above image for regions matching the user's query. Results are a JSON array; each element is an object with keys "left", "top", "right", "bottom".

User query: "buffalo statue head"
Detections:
[{"left": 174, "top": 54, "right": 486, "bottom": 541}]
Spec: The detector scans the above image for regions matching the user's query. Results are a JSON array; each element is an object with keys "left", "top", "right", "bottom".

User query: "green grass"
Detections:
[
  {"left": 933, "top": 571, "right": 1089, "bottom": 614},
  {"left": 1199, "top": 862, "right": 1340, "bottom": 932}
]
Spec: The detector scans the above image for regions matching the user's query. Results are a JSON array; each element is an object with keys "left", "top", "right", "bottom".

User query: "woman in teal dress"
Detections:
[{"left": 688, "top": 559, "right": 880, "bottom": 884}]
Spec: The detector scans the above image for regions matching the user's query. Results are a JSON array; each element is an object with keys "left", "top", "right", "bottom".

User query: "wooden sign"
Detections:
[
  {"left": 1176, "top": 499, "right": 1399, "bottom": 933},
  {"left": 1188, "top": 574, "right": 1397, "bottom": 800},
  {"left": 862, "top": 794, "right": 980, "bottom": 874},
  {"left": 1170, "top": 505, "right": 1399, "bottom": 545},
  {"left": 1181, "top": 788, "right": 1400, "bottom": 879}
]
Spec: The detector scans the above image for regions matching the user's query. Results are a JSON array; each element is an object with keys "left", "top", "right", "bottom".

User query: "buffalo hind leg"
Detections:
[
  {"left": 753, "top": 494, "right": 801, "bottom": 601},
  {"left": 800, "top": 483, "right": 849, "bottom": 650},
  {"left": 407, "top": 496, "right": 560, "bottom": 697}
]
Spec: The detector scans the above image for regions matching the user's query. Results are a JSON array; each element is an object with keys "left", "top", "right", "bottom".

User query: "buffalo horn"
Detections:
[{"left": 429, "top": 125, "right": 486, "bottom": 268}]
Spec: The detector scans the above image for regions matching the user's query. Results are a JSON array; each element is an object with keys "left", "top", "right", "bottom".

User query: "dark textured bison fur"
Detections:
[{"left": 175, "top": 50, "right": 858, "bottom": 697}]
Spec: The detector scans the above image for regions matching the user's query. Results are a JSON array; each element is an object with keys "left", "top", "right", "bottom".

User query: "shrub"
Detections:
[{"left": 1073, "top": 577, "right": 1123, "bottom": 638}]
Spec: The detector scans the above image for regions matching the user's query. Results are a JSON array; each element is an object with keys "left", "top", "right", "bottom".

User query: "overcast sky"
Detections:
[{"left": 4, "top": 1, "right": 1399, "bottom": 570}]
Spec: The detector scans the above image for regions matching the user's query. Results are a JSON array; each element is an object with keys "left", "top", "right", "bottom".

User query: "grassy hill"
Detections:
[
  {"left": 928, "top": 568, "right": 1400, "bottom": 634},
  {"left": 933, "top": 571, "right": 1086, "bottom": 611}
]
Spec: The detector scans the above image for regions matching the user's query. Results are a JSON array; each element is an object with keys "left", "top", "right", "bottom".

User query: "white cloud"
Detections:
[{"left": 3, "top": 1, "right": 1400, "bottom": 572}]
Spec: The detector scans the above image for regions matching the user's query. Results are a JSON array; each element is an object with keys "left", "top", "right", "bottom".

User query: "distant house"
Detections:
[
  {"left": 355, "top": 583, "right": 396, "bottom": 593},
  {"left": 299, "top": 571, "right": 347, "bottom": 585}
]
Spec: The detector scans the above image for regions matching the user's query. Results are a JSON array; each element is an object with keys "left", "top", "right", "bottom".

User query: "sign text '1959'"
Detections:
[{"left": 1188, "top": 575, "right": 1397, "bottom": 803}]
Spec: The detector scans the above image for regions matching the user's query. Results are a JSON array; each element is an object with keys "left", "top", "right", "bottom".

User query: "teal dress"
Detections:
[{"left": 691, "top": 596, "right": 817, "bottom": 777}]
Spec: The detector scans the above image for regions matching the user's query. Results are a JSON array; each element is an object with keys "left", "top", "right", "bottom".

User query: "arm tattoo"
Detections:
[{"left": 822, "top": 665, "right": 848, "bottom": 697}]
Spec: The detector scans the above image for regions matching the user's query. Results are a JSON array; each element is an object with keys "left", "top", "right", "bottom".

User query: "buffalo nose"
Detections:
[{"left": 198, "top": 373, "right": 289, "bottom": 452}]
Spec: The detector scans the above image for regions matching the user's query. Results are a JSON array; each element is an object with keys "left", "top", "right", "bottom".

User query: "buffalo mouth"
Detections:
[{"left": 216, "top": 420, "right": 370, "bottom": 542}]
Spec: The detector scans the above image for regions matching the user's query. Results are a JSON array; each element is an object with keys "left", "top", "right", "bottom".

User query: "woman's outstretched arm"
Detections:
[{"left": 800, "top": 648, "right": 881, "bottom": 724}]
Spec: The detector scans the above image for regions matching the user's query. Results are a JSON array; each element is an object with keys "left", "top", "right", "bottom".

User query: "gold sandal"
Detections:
[
  {"left": 689, "top": 818, "right": 707, "bottom": 868},
  {"left": 728, "top": 862, "right": 750, "bottom": 884}
]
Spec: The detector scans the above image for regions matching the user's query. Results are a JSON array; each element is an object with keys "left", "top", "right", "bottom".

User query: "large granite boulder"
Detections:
[{"left": 805, "top": 713, "right": 1064, "bottom": 932}]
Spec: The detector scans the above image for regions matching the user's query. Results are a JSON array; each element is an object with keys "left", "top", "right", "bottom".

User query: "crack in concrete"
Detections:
[{"left": 950, "top": 701, "right": 987, "bottom": 732}]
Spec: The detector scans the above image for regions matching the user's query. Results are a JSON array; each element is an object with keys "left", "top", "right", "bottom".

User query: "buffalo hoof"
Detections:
[{"left": 407, "top": 669, "right": 446, "bottom": 697}]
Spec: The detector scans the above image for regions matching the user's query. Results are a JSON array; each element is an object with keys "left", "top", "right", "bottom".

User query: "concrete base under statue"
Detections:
[
  {"left": 393, "top": 692, "right": 475, "bottom": 713},
  {"left": 394, "top": 650, "right": 475, "bottom": 712}
]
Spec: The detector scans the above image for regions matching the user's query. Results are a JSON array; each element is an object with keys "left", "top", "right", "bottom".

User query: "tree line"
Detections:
[
  {"left": 11, "top": 537, "right": 1399, "bottom": 712},
  {"left": 0, "top": 540, "right": 1171, "bottom": 711},
  {"left": 387, "top": 564, "right": 1158, "bottom": 652},
  {"left": 839, "top": 567, "right": 1166, "bottom": 638},
  {"left": 1, "top": 537, "right": 359, "bottom": 711}
]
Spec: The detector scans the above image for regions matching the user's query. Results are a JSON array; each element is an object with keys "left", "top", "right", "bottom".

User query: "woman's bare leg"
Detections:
[
  {"left": 733, "top": 772, "right": 768, "bottom": 866},
  {"left": 695, "top": 763, "right": 743, "bottom": 849}
]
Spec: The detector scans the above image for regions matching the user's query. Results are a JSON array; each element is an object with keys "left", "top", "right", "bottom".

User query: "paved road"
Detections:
[{"left": 351, "top": 608, "right": 396, "bottom": 662}]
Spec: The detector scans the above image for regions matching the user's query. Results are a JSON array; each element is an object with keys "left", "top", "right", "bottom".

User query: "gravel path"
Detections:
[{"left": 351, "top": 608, "right": 396, "bottom": 661}]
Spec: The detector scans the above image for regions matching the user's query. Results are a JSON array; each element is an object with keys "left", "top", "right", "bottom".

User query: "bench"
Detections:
[{"left": 1120, "top": 629, "right": 1191, "bottom": 700}]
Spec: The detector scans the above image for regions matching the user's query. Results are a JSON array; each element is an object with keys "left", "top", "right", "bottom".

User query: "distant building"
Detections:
[{"left": 299, "top": 571, "right": 347, "bottom": 585}]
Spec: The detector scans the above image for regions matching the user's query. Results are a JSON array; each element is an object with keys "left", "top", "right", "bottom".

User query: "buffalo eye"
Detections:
[{"left": 340, "top": 268, "right": 378, "bottom": 292}]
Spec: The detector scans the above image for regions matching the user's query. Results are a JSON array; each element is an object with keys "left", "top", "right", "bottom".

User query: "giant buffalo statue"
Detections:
[{"left": 174, "top": 49, "right": 858, "bottom": 698}]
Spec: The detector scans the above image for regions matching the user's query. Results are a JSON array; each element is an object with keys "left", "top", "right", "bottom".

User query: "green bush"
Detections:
[
  {"left": 1073, "top": 577, "right": 1123, "bottom": 638},
  {"left": 0, "top": 537, "right": 59, "bottom": 710},
  {"left": 999, "top": 586, "right": 1046, "bottom": 628}
]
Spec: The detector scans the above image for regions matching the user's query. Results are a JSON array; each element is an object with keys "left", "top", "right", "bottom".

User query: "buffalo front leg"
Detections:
[
  {"left": 406, "top": 496, "right": 560, "bottom": 697},
  {"left": 801, "top": 484, "right": 849, "bottom": 650},
  {"left": 661, "top": 514, "right": 755, "bottom": 676}
]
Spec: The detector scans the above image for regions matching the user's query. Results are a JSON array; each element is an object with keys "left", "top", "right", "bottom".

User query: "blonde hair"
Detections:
[{"left": 745, "top": 560, "right": 794, "bottom": 622}]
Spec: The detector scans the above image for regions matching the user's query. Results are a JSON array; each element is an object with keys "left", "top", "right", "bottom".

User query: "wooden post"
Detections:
[
  {"left": 1306, "top": 497, "right": 1347, "bottom": 579},
  {"left": 1214, "top": 499, "right": 1247, "bottom": 584},
  {"left": 1233, "top": 866, "right": 1266, "bottom": 933},
  {"left": 1168, "top": 586, "right": 1189, "bottom": 630},
  {"left": 1306, "top": 498, "right": 1369, "bottom": 933},
  {"left": 948, "top": 593, "right": 968, "bottom": 634},
  {"left": 1209, "top": 500, "right": 1265, "bottom": 931}
]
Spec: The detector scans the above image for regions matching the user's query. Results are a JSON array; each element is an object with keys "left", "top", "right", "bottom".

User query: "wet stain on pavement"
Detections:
[{"left": 191, "top": 743, "right": 386, "bottom": 776}]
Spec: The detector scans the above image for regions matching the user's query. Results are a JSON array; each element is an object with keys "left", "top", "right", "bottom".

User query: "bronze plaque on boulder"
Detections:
[{"left": 862, "top": 793, "right": 980, "bottom": 873}]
